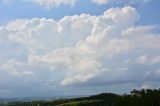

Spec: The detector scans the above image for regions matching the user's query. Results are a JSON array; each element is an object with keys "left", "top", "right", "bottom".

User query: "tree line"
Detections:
[{"left": 2, "top": 88, "right": 160, "bottom": 106}]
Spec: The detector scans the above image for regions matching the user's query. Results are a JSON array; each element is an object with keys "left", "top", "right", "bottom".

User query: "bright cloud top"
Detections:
[{"left": 0, "top": 6, "right": 160, "bottom": 91}]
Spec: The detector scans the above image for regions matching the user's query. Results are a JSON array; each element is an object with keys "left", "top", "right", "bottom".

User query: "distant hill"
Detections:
[{"left": 2, "top": 88, "right": 160, "bottom": 106}]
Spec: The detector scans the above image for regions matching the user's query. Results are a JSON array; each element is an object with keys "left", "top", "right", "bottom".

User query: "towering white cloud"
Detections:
[{"left": 0, "top": 6, "right": 160, "bottom": 87}]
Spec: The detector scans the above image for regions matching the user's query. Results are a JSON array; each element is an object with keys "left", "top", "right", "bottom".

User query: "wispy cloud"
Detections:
[{"left": 2, "top": 0, "right": 151, "bottom": 9}]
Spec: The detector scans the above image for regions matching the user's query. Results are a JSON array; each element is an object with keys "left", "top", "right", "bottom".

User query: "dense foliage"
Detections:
[
  {"left": 113, "top": 89, "right": 160, "bottom": 106},
  {"left": 1, "top": 89, "right": 160, "bottom": 106}
]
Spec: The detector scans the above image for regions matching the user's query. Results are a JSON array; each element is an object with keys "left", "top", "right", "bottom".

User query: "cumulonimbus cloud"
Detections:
[{"left": 0, "top": 6, "right": 160, "bottom": 87}]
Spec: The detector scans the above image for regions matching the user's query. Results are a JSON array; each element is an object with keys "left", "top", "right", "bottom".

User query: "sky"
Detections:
[{"left": 0, "top": 0, "right": 160, "bottom": 98}]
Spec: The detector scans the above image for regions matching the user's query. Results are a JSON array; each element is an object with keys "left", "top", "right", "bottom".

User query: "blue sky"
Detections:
[
  {"left": 0, "top": 0, "right": 160, "bottom": 98},
  {"left": 0, "top": 0, "right": 160, "bottom": 25}
]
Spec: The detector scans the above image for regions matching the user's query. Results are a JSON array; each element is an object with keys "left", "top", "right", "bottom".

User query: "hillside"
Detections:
[{"left": 2, "top": 89, "right": 160, "bottom": 106}]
